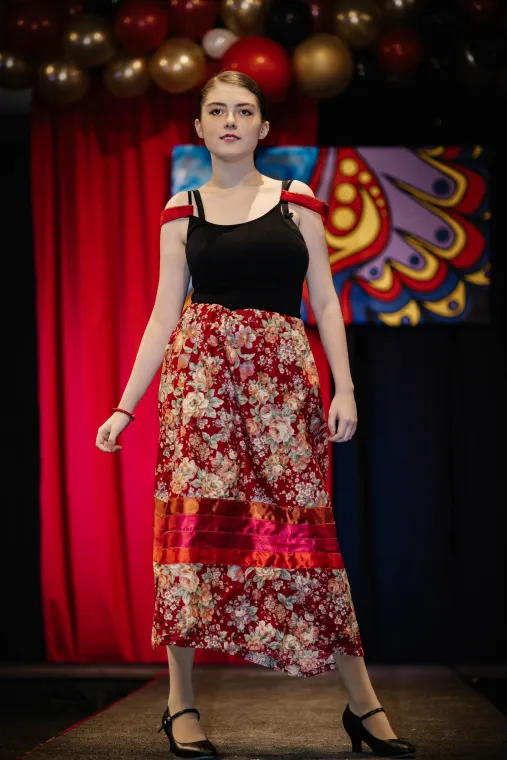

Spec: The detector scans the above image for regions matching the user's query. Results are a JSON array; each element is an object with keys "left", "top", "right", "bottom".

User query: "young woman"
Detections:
[{"left": 96, "top": 71, "right": 416, "bottom": 759}]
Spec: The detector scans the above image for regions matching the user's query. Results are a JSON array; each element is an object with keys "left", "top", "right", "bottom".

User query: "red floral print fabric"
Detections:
[{"left": 151, "top": 302, "right": 363, "bottom": 676}]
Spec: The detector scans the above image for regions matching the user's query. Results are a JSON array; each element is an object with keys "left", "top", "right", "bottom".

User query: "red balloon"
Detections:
[
  {"left": 114, "top": 0, "right": 169, "bottom": 54},
  {"left": 4, "top": 1, "right": 63, "bottom": 59},
  {"left": 376, "top": 27, "right": 424, "bottom": 77},
  {"left": 220, "top": 36, "right": 291, "bottom": 103},
  {"left": 166, "top": 0, "right": 218, "bottom": 40}
]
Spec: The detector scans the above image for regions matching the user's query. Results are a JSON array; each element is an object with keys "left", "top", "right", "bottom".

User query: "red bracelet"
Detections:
[{"left": 112, "top": 407, "right": 136, "bottom": 422}]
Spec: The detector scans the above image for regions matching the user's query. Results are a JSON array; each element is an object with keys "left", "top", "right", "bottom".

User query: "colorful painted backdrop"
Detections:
[{"left": 173, "top": 145, "right": 490, "bottom": 326}]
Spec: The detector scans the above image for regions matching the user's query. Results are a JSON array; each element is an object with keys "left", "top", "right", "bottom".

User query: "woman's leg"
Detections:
[
  {"left": 166, "top": 644, "right": 208, "bottom": 742},
  {"left": 333, "top": 653, "right": 399, "bottom": 740}
]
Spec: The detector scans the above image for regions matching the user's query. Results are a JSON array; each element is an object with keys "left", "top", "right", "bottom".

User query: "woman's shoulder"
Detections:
[
  {"left": 164, "top": 190, "right": 189, "bottom": 208},
  {"left": 282, "top": 180, "right": 329, "bottom": 224},
  {"left": 286, "top": 179, "right": 315, "bottom": 198},
  {"left": 160, "top": 190, "right": 193, "bottom": 227}
]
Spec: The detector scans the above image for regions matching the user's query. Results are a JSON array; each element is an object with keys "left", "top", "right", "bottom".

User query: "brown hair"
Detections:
[{"left": 198, "top": 70, "right": 268, "bottom": 122}]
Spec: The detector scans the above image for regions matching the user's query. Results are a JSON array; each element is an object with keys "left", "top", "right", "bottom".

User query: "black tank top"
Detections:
[{"left": 185, "top": 179, "right": 309, "bottom": 318}]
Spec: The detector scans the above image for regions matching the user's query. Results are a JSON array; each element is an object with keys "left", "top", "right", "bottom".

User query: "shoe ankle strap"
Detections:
[
  {"left": 169, "top": 707, "right": 200, "bottom": 723},
  {"left": 359, "top": 706, "right": 385, "bottom": 721}
]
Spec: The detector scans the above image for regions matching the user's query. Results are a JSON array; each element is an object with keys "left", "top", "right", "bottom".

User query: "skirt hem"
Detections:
[{"left": 152, "top": 634, "right": 364, "bottom": 678}]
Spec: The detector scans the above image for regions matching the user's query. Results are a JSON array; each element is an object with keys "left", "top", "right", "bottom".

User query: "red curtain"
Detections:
[{"left": 31, "top": 79, "right": 332, "bottom": 663}]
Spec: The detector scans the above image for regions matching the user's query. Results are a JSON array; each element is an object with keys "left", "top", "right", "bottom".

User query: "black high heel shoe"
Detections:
[
  {"left": 158, "top": 706, "right": 218, "bottom": 758},
  {"left": 342, "top": 703, "right": 417, "bottom": 757}
]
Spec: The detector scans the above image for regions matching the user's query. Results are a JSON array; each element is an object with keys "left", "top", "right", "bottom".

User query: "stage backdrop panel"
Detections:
[{"left": 173, "top": 145, "right": 490, "bottom": 326}]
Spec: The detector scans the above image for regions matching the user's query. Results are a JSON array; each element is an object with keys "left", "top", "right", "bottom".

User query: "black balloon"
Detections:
[
  {"left": 460, "top": 0, "right": 504, "bottom": 27},
  {"left": 265, "top": 0, "right": 313, "bottom": 50},
  {"left": 83, "top": 0, "right": 123, "bottom": 22},
  {"left": 353, "top": 50, "right": 387, "bottom": 92},
  {"left": 498, "top": 68, "right": 507, "bottom": 98},
  {"left": 453, "top": 37, "right": 501, "bottom": 92},
  {"left": 466, "top": 32, "right": 507, "bottom": 70},
  {"left": 418, "top": 4, "right": 460, "bottom": 87}
]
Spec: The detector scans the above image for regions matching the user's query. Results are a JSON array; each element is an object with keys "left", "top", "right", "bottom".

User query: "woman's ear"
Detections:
[
  {"left": 194, "top": 118, "right": 203, "bottom": 139},
  {"left": 259, "top": 120, "right": 270, "bottom": 141}
]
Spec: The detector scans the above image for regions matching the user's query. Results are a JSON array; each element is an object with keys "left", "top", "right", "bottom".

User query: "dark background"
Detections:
[{"left": 1, "top": 83, "right": 505, "bottom": 667}]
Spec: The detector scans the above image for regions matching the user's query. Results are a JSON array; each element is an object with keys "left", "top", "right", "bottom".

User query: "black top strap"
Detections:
[
  {"left": 281, "top": 179, "right": 293, "bottom": 218},
  {"left": 192, "top": 189, "right": 205, "bottom": 219}
]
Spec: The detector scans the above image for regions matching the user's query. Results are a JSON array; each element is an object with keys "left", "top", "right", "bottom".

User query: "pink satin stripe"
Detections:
[
  {"left": 164, "top": 513, "right": 338, "bottom": 541},
  {"left": 157, "top": 527, "right": 339, "bottom": 554},
  {"left": 154, "top": 545, "right": 345, "bottom": 570},
  {"left": 155, "top": 497, "right": 335, "bottom": 525}
]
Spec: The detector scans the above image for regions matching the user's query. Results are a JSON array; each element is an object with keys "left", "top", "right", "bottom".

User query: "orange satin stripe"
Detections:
[
  {"left": 153, "top": 545, "right": 344, "bottom": 570},
  {"left": 154, "top": 496, "right": 335, "bottom": 525}
]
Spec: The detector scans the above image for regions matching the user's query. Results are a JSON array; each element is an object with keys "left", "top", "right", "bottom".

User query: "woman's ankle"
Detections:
[
  {"left": 348, "top": 697, "right": 382, "bottom": 716},
  {"left": 168, "top": 692, "right": 196, "bottom": 713}
]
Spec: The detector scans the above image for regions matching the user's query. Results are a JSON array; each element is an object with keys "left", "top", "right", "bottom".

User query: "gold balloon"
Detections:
[
  {"left": 62, "top": 13, "right": 116, "bottom": 69},
  {"left": 0, "top": 51, "right": 33, "bottom": 90},
  {"left": 37, "top": 61, "right": 90, "bottom": 105},
  {"left": 220, "top": 0, "right": 268, "bottom": 37},
  {"left": 103, "top": 57, "right": 151, "bottom": 98},
  {"left": 331, "top": 0, "right": 382, "bottom": 49},
  {"left": 149, "top": 38, "right": 206, "bottom": 94},
  {"left": 293, "top": 34, "right": 354, "bottom": 99}
]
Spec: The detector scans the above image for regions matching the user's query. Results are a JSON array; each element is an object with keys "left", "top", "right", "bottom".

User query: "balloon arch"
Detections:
[{"left": 1, "top": 1, "right": 506, "bottom": 105}]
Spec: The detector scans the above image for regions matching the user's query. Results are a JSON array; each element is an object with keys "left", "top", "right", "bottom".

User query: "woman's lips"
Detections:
[{"left": 221, "top": 136, "right": 240, "bottom": 141}]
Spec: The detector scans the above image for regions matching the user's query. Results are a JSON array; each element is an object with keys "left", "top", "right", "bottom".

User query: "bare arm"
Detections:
[
  {"left": 292, "top": 180, "right": 354, "bottom": 394},
  {"left": 116, "top": 191, "right": 191, "bottom": 413},
  {"left": 291, "top": 180, "right": 356, "bottom": 443}
]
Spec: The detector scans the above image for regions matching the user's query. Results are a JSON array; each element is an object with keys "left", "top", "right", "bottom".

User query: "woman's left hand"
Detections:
[{"left": 327, "top": 390, "right": 357, "bottom": 442}]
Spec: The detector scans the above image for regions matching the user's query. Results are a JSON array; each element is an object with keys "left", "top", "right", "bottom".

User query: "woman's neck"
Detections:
[{"left": 205, "top": 161, "right": 263, "bottom": 191}]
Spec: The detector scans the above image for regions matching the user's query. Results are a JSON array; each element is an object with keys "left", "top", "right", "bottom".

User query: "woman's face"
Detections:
[{"left": 195, "top": 83, "right": 269, "bottom": 160}]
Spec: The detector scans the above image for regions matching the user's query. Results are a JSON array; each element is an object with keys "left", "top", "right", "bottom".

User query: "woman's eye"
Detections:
[{"left": 209, "top": 109, "right": 252, "bottom": 116}]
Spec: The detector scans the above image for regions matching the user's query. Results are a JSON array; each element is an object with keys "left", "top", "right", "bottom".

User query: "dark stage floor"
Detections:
[{"left": 0, "top": 664, "right": 505, "bottom": 760}]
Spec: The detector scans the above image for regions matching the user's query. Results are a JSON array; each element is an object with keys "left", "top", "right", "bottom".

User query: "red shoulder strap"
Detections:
[
  {"left": 280, "top": 190, "right": 329, "bottom": 224},
  {"left": 160, "top": 204, "right": 194, "bottom": 226}
]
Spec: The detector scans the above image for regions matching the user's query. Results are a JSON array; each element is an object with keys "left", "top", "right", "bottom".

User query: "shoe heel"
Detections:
[
  {"left": 342, "top": 703, "right": 417, "bottom": 758},
  {"left": 158, "top": 706, "right": 218, "bottom": 758},
  {"left": 351, "top": 737, "right": 363, "bottom": 752},
  {"left": 344, "top": 727, "right": 363, "bottom": 753}
]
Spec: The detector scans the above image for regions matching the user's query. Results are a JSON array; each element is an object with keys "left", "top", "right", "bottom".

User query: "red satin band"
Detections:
[
  {"left": 280, "top": 190, "right": 330, "bottom": 224},
  {"left": 160, "top": 205, "right": 194, "bottom": 226},
  {"left": 153, "top": 545, "right": 344, "bottom": 570}
]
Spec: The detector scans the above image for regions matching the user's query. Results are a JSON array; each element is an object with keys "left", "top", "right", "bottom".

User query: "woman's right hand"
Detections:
[{"left": 95, "top": 411, "right": 132, "bottom": 453}]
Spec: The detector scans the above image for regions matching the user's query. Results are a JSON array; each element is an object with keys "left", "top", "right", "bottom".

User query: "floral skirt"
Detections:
[{"left": 151, "top": 301, "right": 364, "bottom": 677}]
